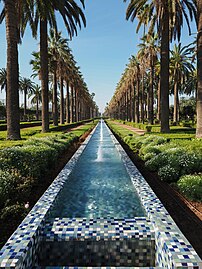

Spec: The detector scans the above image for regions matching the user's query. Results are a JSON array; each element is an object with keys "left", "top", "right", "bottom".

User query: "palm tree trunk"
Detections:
[
  {"left": 40, "top": 19, "right": 49, "bottom": 132},
  {"left": 36, "top": 97, "right": 39, "bottom": 121},
  {"left": 53, "top": 69, "right": 58, "bottom": 126},
  {"left": 24, "top": 89, "right": 27, "bottom": 120},
  {"left": 173, "top": 79, "right": 179, "bottom": 124},
  {"left": 196, "top": 1, "right": 202, "bottom": 138},
  {"left": 65, "top": 80, "right": 70, "bottom": 123},
  {"left": 160, "top": 1, "right": 170, "bottom": 133},
  {"left": 141, "top": 73, "right": 145, "bottom": 123},
  {"left": 5, "top": 0, "right": 21, "bottom": 140},
  {"left": 75, "top": 89, "right": 78, "bottom": 122},
  {"left": 60, "top": 76, "right": 64, "bottom": 124},
  {"left": 148, "top": 61, "right": 154, "bottom": 124},
  {"left": 70, "top": 85, "right": 74, "bottom": 123},
  {"left": 135, "top": 79, "right": 140, "bottom": 123},
  {"left": 157, "top": 79, "right": 161, "bottom": 121},
  {"left": 129, "top": 86, "right": 132, "bottom": 121}
]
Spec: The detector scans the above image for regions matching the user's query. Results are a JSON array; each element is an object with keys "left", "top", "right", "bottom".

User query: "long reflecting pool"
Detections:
[{"left": 50, "top": 120, "right": 145, "bottom": 218}]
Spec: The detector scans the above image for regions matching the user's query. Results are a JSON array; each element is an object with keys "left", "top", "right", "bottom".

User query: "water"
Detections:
[{"left": 50, "top": 120, "right": 145, "bottom": 218}]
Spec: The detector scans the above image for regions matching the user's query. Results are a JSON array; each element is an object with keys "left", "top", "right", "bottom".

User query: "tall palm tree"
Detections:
[
  {"left": 127, "top": 56, "right": 140, "bottom": 123},
  {"left": 138, "top": 33, "right": 159, "bottom": 124},
  {"left": 124, "top": 0, "right": 197, "bottom": 132},
  {"left": 196, "top": 1, "right": 202, "bottom": 138},
  {"left": 28, "top": 84, "right": 42, "bottom": 120},
  {"left": 170, "top": 43, "right": 194, "bottom": 124},
  {"left": 48, "top": 29, "right": 72, "bottom": 126},
  {"left": 19, "top": 77, "right": 35, "bottom": 120},
  {"left": 0, "top": 0, "right": 34, "bottom": 139},
  {"left": 32, "top": 0, "right": 86, "bottom": 132},
  {"left": 0, "top": 1, "right": 20, "bottom": 139}
]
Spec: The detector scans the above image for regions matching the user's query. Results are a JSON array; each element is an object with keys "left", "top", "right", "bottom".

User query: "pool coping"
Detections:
[{"left": 0, "top": 121, "right": 201, "bottom": 269}]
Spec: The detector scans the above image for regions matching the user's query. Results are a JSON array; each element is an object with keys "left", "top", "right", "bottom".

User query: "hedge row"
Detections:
[
  {"left": 0, "top": 122, "right": 96, "bottom": 220},
  {"left": 108, "top": 121, "right": 202, "bottom": 202}
]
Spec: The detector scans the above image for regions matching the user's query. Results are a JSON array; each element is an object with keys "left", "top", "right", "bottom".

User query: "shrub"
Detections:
[
  {"left": 177, "top": 174, "right": 202, "bottom": 201},
  {"left": 143, "top": 152, "right": 157, "bottom": 161},
  {"left": 140, "top": 145, "right": 161, "bottom": 160},
  {"left": 1, "top": 203, "right": 27, "bottom": 220},
  {"left": 124, "top": 134, "right": 134, "bottom": 144},
  {"left": 145, "top": 152, "right": 169, "bottom": 171},
  {"left": 142, "top": 135, "right": 167, "bottom": 146},
  {"left": 129, "top": 136, "right": 145, "bottom": 152},
  {"left": 0, "top": 170, "right": 18, "bottom": 208},
  {"left": 146, "top": 125, "right": 152, "bottom": 132},
  {"left": 158, "top": 165, "right": 180, "bottom": 182},
  {"left": 146, "top": 147, "right": 202, "bottom": 182}
]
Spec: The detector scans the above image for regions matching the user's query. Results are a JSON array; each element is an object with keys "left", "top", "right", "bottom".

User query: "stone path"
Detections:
[{"left": 112, "top": 121, "right": 146, "bottom": 135}]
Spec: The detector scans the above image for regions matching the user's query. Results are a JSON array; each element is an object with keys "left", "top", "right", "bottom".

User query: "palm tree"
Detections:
[
  {"left": 48, "top": 29, "right": 72, "bottom": 126},
  {"left": 170, "top": 43, "right": 194, "bottom": 124},
  {"left": 19, "top": 77, "right": 35, "bottom": 120},
  {"left": 0, "top": 0, "right": 34, "bottom": 139},
  {"left": 28, "top": 84, "right": 42, "bottom": 120},
  {"left": 124, "top": 0, "right": 197, "bottom": 132},
  {"left": 0, "top": 1, "right": 20, "bottom": 139},
  {"left": 127, "top": 56, "right": 140, "bottom": 123},
  {"left": 196, "top": 1, "right": 202, "bottom": 138},
  {"left": 30, "top": 51, "right": 41, "bottom": 79},
  {"left": 138, "top": 33, "right": 159, "bottom": 124},
  {"left": 32, "top": 0, "right": 86, "bottom": 132},
  {"left": 183, "top": 68, "right": 197, "bottom": 97}
]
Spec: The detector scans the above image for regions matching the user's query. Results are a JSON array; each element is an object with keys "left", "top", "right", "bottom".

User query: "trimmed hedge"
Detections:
[
  {"left": 107, "top": 120, "right": 202, "bottom": 201},
  {"left": 0, "top": 122, "right": 96, "bottom": 219},
  {"left": 177, "top": 174, "right": 202, "bottom": 201}
]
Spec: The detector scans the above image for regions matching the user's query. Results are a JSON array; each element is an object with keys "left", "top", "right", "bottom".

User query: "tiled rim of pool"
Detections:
[{"left": 0, "top": 121, "right": 201, "bottom": 269}]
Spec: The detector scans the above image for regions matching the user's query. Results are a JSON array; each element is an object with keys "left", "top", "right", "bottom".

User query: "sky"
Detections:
[{"left": 0, "top": 0, "right": 197, "bottom": 113}]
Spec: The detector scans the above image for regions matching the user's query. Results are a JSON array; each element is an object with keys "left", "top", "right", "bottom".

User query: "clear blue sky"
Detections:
[{"left": 0, "top": 0, "right": 197, "bottom": 113}]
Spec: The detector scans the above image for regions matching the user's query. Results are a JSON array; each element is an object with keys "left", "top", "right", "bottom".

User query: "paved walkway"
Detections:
[{"left": 112, "top": 121, "right": 145, "bottom": 136}]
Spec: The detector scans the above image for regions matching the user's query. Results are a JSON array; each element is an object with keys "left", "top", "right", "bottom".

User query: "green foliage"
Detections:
[
  {"left": 1, "top": 203, "right": 27, "bottom": 220},
  {"left": 0, "top": 171, "right": 18, "bottom": 208},
  {"left": 0, "top": 121, "right": 96, "bottom": 217},
  {"left": 140, "top": 145, "right": 161, "bottom": 160},
  {"left": 158, "top": 165, "right": 180, "bottom": 182},
  {"left": 107, "top": 120, "right": 202, "bottom": 186},
  {"left": 145, "top": 147, "right": 202, "bottom": 181},
  {"left": 145, "top": 125, "right": 152, "bottom": 132},
  {"left": 177, "top": 174, "right": 202, "bottom": 201},
  {"left": 145, "top": 152, "right": 169, "bottom": 171}
]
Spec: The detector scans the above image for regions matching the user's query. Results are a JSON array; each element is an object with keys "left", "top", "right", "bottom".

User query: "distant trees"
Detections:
[
  {"left": 107, "top": 0, "right": 199, "bottom": 136},
  {"left": 118, "top": 0, "right": 197, "bottom": 133},
  {"left": 107, "top": 39, "right": 196, "bottom": 126}
]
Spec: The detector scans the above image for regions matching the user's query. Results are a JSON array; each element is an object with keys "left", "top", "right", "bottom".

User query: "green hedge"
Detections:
[
  {"left": 107, "top": 120, "right": 202, "bottom": 201},
  {"left": 0, "top": 122, "right": 96, "bottom": 219},
  {"left": 0, "top": 133, "right": 77, "bottom": 212},
  {"left": 177, "top": 174, "right": 202, "bottom": 201}
]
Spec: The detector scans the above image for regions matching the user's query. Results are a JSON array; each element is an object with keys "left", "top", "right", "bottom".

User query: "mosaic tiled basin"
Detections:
[{"left": 0, "top": 120, "right": 201, "bottom": 269}]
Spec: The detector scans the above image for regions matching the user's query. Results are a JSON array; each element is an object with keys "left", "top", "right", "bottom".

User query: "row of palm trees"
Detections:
[
  {"left": 0, "top": 63, "right": 98, "bottom": 123},
  {"left": 30, "top": 29, "right": 99, "bottom": 126},
  {"left": 106, "top": 39, "right": 196, "bottom": 125},
  {"left": 106, "top": 0, "right": 202, "bottom": 138},
  {"left": 0, "top": 0, "right": 98, "bottom": 140}
]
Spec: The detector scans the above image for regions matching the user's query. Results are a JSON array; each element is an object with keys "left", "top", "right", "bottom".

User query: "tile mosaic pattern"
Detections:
[
  {"left": 38, "top": 217, "right": 155, "bottom": 267},
  {"left": 33, "top": 266, "right": 163, "bottom": 269},
  {"left": 42, "top": 217, "right": 154, "bottom": 241},
  {"left": 0, "top": 121, "right": 201, "bottom": 269}
]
